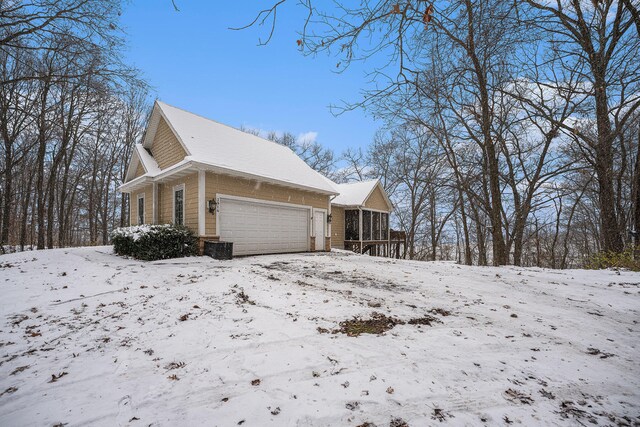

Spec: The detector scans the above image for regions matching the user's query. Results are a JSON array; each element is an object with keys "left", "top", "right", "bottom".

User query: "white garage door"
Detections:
[{"left": 218, "top": 197, "right": 310, "bottom": 256}]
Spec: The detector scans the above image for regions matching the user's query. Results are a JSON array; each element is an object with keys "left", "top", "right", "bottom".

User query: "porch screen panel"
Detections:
[
  {"left": 362, "top": 210, "right": 372, "bottom": 241},
  {"left": 381, "top": 213, "right": 388, "bottom": 239},
  {"left": 373, "top": 211, "right": 381, "bottom": 240},
  {"left": 345, "top": 210, "right": 359, "bottom": 240}
]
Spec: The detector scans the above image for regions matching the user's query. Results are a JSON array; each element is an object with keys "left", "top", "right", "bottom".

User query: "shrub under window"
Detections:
[{"left": 111, "top": 224, "right": 198, "bottom": 261}]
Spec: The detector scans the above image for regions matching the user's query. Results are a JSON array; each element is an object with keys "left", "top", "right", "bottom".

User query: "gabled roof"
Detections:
[
  {"left": 332, "top": 179, "right": 393, "bottom": 210},
  {"left": 124, "top": 144, "right": 160, "bottom": 182},
  {"left": 138, "top": 101, "right": 337, "bottom": 195}
]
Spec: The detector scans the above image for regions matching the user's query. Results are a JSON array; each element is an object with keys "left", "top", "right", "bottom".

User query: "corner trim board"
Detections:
[{"left": 198, "top": 170, "right": 205, "bottom": 236}]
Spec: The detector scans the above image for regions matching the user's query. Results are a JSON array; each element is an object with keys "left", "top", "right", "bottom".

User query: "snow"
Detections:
[
  {"left": 135, "top": 144, "right": 160, "bottom": 176},
  {"left": 110, "top": 224, "right": 172, "bottom": 241},
  {"left": 145, "top": 101, "right": 336, "bottom": 194},
  {"left": 123, "top": 145, "right": 160, "bottom": 184},
  {"left": 332, "top": 180, "right": 381, "bottom": 207},
  {"left": 1, "top": 247, "right": 639, "bottom": 426}
]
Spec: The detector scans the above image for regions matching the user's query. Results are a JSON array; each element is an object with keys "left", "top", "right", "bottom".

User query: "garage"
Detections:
[{"left": 218, "top": 197, "right": 310, "bottom": 256}]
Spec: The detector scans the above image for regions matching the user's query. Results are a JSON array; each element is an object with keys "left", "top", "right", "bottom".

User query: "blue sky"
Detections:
[{"left": 120, "top": 1, "right": 382, "bottom": 153}]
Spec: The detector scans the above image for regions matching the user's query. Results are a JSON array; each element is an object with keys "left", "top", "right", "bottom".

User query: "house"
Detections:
[
  {"left": 119, "top": 101, "right": 395, "bottom": 257},
  {"left": 119, "top": 101, "right": 338, "bottom": 256},
  {"left": 329, "top": 180, "right": 394, "bottom": 256}
]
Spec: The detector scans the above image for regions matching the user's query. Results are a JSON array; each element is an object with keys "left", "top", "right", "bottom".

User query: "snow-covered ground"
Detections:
[{"left": 0, "top": 247, "right": 638, "bottom": 426}]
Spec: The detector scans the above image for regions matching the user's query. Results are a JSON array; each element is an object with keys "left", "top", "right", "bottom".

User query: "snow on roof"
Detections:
[
  {"left": 320, "top": 174, "right": 340, "bottom": 194},
  {"left": 148, "top": 101, "right": 337, "bottom": 194},
  {"left": 136, "top": 144, "right": 160, "bottom": 175},
  {"left": 123, "top": 144, "right": 160, "bottom": 183},
  {"left": 331, "top": 179, "right": 381, "bottom": 207}
]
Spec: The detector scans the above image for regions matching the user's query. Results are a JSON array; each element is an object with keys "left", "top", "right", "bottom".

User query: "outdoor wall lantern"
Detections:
[
  {"left": 327, "top": 213, "right": 332, "bottom": 224},
  {"left": 208, "top": 199, "right": 218, "bottom": 215}
]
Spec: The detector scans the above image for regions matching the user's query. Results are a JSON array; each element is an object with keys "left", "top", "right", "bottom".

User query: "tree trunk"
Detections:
[
  {"left": 34, "top": 79, "right": 51, "bottom": 250},
  {"left": 35, "top": 130, "right": 47, "bottom": 250},
  {"left": 120, "top": 193, "right": 128, "bottom": 227},
  {"left": 632, "top": 126, "right": 640, "bottom": 257},
  {"left": 463, "top": 0, "right": 507, "bottom": 265},
  {"left": 459, "top": 192, "right": 473, "bottom": 265},
  {"left": 19, "top": 172, "right": 34, "bottom": 251},
  {"left": 1, "top": 153, "right": 12, "bottom": 245},
  {"left": 46, "top": 168, "right": 57, "bottom": 249},
  {"left": 1, "top": 105, "right": 14, "bottom": 246}
]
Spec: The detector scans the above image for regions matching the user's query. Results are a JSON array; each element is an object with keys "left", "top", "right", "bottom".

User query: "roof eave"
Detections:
[
  {"left": 118, "top": 175, "right": 153, "bottom": 193},
  {"left": 123, "top": 149, "right": 142, "bottom": 183},
  {"left": 331, "top": 203, "right": 392, "bottom": 212},
  {"left": 191, "top": 161, "right": 338, "bottom": 196},
  {"left": 121, "top": 160, "right": 338, "bottom": 197},
  {"left": 330, "top": 203, "right": 363, "bottom": 208},
  {"left": 142, "top": 101, "right": 192, "bottom": 157}
]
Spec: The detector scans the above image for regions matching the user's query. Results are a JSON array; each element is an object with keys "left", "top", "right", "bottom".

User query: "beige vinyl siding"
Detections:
[
  {"left": 157, "top": 173, "right": 198, "bottom": 233},
  {"left": 364, "top": 185, "right": 391, "bottom": 211},
  {"left": 134, "top": 162, "right": 146, "bottom": 179},
  {"left": 131, "top": 185, "right": 153, "bottom": 225},
  {"left": 330, "top": 206, "right": 345, "bottom": 249},
  {"left": 151, "top": 117, "right": 187, "bottom": 170},
  {"left": 204, "top": 172, "right": 330, "bottom": 237}
]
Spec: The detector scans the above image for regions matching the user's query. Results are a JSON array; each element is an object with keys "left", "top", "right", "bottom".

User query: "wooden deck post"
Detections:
[{"left": 358, "top": 208, "right": 363, "bottom": 254}]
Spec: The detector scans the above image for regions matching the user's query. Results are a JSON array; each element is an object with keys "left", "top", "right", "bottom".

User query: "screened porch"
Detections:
[{"left": 344, "top": 209, "right": 390, "bottom": 256}]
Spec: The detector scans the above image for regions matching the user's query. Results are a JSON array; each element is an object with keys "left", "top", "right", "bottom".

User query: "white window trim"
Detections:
[
  {"left": 173, "top": 183, "right": 186, "bottom": 226},
  {"left": 360, "top": 207, "right": 389, "bottom": 213},
  {"left": 137, "top": 193, "right": 145, "bottom": 225}
]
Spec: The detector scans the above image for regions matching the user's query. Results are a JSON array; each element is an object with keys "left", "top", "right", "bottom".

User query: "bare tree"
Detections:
[
  {"left": 0, "top": 0, "right": 150, "bottom": 251},
  {"left": 263, "top": 130, "right": 337, "bottom": 178},
  {"left": 523, "top": 0, "right": 640, "bottom": 253}
]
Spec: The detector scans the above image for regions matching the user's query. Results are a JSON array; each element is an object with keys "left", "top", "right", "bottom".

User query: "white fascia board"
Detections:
[
  {"left": 118, "top": 175, "right": 153, "bottom": 193},
  {"left": 191, "top": 161, "right": 338, "bottom": 196},
  {"left": 121, "top": 158, "right": 340, "bottom": 199},
  {"left": 124, "top": 149, "right": 141, "bottom": 183},
  {"left": 141, "top": 101, "right": 192, "bottom": 157}
]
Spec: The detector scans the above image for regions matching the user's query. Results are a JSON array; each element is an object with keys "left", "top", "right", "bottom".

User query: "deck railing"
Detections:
[{"left": 344, "top": 229, "right": 407, "bottom": 258}]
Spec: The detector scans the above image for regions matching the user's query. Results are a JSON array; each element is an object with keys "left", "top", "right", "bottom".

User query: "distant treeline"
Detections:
[
  {"left": 0, "top": 0, "right": 150, "bottom": 251},
  {"left": 245, "top": 0, "right": 640, "bottom": 267}
]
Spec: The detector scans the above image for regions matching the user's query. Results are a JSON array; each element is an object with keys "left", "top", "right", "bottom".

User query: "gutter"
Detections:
[
  {"left": 119, "top": 159, "right": 339, "bottom": 196},
  {"left": 190, "top": 160, "right": 338, "bottom": 196}
]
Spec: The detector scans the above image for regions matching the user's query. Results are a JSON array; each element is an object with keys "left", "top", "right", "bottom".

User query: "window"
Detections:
[
  {"left": 173, "top": 185, "right": 185, "bottom": 226},
  {"left": 345, "top": 210, "right": 359, "bottom": 240},
  {"left": 362, "top": 210, "right": 372, "bottom": 241},
  {"left": 137, "top": 194, "right": 145, "bottom": 225},
  {"left": 373, "top": 211, "right": 381, "bottom": 240}
]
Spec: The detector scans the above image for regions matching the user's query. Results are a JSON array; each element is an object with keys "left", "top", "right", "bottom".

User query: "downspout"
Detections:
[{"left": 329, "top": 194, "right": 337, "bottom": 250}]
